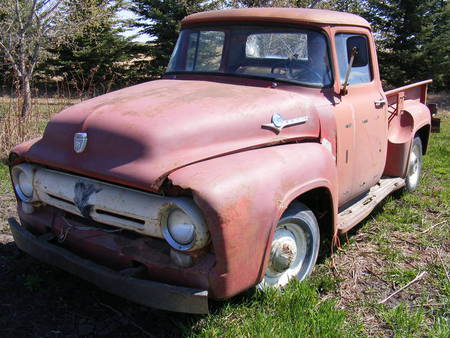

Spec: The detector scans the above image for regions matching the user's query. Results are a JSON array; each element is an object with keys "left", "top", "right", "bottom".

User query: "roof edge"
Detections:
[{"left": 181, "top": 8, "right": 371, "bottom": 29}]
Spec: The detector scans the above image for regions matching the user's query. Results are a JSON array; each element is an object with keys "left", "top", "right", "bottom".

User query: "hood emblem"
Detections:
[
  {"left": 262, "top": 113, "right": 309, "bottom": 133},
  {"left": 74, "top": 132, "right": 88, "bottom": 153}
]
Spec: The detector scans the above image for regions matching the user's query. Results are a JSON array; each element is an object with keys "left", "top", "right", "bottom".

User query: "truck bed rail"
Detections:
[
  {"left": 385, "top": 79, "right": 432, "bottom": 120},
  {"left": 385, "top": 79, "right": 439, "bottom": 132}
]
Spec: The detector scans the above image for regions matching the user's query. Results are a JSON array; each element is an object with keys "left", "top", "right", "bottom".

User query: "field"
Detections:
[{"left": 0, "top": 94, "right": 448, "bottom": 337}]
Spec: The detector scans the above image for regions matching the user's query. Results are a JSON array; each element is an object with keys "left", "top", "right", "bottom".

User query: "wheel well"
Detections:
[
  {"left": 288, "top": 187, "right": 334, "bottom": 240},
  {"left": 415, "top": 125, "right": 430, "bottom": 155}
]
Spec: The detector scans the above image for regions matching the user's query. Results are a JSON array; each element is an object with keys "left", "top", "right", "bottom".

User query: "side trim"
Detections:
[{"left": 8, "top": 218, "right": 209, "bottom": 314}]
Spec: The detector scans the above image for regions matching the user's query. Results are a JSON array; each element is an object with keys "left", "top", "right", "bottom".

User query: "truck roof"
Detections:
[{"left": 182, "top": 7, "right": 371, "bottom": 29}]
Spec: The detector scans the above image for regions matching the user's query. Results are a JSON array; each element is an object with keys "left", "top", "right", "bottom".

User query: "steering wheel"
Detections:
[
  {"left": 288, "top": 62, "right": 323, "bottom": 84},
  {"left": 271, "top": 61, "right": 288, "bottom": 75}
]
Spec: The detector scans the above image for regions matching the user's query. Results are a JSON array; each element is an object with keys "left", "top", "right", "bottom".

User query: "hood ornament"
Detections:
[
  {"left": 74, "top": 132, "right": 88, "bottom": 153},
  {"left": 262, "top": 113, "right": 309, "bottom": 133}
]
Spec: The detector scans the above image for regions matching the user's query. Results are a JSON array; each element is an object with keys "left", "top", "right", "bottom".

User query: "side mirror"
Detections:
[
  {"left": 340, "top": 36, "right": 369, "bottom": 95},
  {"left": 346, "top": 36, "right": 369, "bottom": 67}
]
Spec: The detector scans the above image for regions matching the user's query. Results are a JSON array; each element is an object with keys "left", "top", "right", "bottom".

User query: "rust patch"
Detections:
[{"left": 281, "top": 243, "right": 295, "bottom": 261}]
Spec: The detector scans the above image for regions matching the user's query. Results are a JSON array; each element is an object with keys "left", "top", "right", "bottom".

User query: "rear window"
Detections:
[{"left": 245, "top": 33, "right": 308, "bottom": 60}]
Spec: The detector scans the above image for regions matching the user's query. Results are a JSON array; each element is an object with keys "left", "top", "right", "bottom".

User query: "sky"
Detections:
[{"left": 116, "top": 9, "right": 152, "bottom": 43}]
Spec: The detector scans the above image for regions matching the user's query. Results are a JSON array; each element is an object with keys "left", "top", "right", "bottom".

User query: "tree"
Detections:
[
  {"left": 45, "top": 0, "right": 144, "bottom": 97},
  {"left": 0, "top": 0, "right": 108, "bottom": 117},
  {"left": 226, "top": 0, "right": 364, "bottom": 9},
  {"left": 363, "top": 0, "right": 449, "bottom": 90},
  {"left": 131, "top": 0, "right": 223, "bottom": 77},
  {"left": 227, "top": 1, "right": 323, "bottom": 8}
]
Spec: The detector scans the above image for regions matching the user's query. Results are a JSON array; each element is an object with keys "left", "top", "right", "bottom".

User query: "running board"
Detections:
[{"left": 338, "top": 177, "right": 405, "bottom": 233}]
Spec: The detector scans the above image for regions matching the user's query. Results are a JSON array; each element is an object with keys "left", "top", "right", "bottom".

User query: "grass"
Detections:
[
  {"left": 0, "top": 96, "right": 79, "bottom": 158},
  {"left": 0, "top": 163, "right": 9, "bottom": 193},
  {"left": 189, "top": 282, "right": 361, "bottom": 337},
  {"left": 0, "top": 94, "right": 448, "bottom": 336}
]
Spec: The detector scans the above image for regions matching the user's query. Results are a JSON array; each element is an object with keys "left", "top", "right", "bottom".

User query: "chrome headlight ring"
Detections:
[
  {"left": 11, "top": 164, "right": 36, "bottom": 202},
  {"left": 160, "top": 199, "right": 210, "bottom": 252}
]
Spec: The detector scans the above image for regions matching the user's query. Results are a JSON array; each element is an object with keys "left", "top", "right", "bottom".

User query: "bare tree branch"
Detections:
[
  {"left": 0, "top": 0, "right": 111, "bottom": 116},
  {"left": 15, "top": 0, "right": 24, "bottom": 31},
  {"left": 0, "top": 40, "right": 21, "bottom": 77}
]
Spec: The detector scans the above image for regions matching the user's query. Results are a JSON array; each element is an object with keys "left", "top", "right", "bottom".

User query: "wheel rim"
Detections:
[
  {"left": 407, "top": 143, "right": 421, "bottom": 188},
  {"left": 261, "top": 222, "right": 309, "bottom": 288}
]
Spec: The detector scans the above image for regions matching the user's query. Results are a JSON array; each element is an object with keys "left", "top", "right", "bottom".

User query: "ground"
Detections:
[{"left": 0, "top": 94, "right": 448, "bottom": 337}]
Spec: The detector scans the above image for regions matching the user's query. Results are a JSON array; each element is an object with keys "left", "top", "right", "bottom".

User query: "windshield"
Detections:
[{"left": 167, "top": 25, "right": 333, "bottom": 87}]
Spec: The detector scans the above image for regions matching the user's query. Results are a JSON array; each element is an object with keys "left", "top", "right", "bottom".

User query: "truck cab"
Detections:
[{"left": 8, "top": 8, "right": 434, "bottom": 314}]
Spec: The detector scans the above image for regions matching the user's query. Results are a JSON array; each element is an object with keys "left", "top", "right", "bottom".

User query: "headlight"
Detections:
[
  {"left": 11, "top": 164, "right": 36, "bottom": 202},
  {"left": 161, "top": 201, "right": 210, "bottom": 252},
  {"left": 167, "top": 209, "right": 195, "bottom": 245}
]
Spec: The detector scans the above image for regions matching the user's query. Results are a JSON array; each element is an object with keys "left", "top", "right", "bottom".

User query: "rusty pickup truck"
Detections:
[{"left": 8, "top": 8, "right": 440, "bottom": 314}]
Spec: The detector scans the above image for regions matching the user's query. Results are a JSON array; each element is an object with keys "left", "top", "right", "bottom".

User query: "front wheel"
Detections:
[
  {"left": 258, "top": 203, "right": 320, "bottom": 289},
  {"left": 405, "top": 136, "right": 423, "bottom": 192}
]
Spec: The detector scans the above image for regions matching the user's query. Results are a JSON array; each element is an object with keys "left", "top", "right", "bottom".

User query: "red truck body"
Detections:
[{"left": 8, "top": 8, "right": 435, "bottom": 313}]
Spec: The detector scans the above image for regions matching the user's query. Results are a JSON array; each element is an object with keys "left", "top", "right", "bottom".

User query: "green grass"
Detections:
[
  {"left": 189, "top": 281, "right": 361, "bottom": 337},
  {"left": 0, "top": 162, "right": 10, "bottom": 194},
  {"left": 379, "top": 304, "right": 449, "bottom": 338}
]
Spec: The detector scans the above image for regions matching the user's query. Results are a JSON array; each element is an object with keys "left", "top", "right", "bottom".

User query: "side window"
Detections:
[
  {"left": 335, "top": 33, "right": 372, "bottom": 85},
  {"left": 185, "top": 31, "right": 225, "bottom": 72}
]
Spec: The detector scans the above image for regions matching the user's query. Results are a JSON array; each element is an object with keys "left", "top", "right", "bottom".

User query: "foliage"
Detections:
[
  {"left": 44, "top": 0, "right": 146, "bottom": 97},
  {"left": 224, "top": 0, "right": 365, "bottom": 11},
  {"left": 362, "top": 0, "right": 450, "bottom": 91}
]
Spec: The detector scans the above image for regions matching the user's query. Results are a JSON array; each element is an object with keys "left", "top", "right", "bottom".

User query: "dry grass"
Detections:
[{"left": 0, "top": 96, "right": 80, "bottom": 159}]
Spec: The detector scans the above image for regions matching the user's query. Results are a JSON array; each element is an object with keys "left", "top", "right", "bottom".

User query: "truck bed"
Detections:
[{"left": 385, "top": 79, "right": 432, "bottom": 119}]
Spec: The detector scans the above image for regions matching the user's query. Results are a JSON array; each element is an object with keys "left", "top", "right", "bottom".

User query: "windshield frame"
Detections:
[{"left": 166, "top": 23, "right": 335, "bottom": 89}]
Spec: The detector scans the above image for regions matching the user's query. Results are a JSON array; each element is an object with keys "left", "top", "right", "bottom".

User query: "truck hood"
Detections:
[{"left": 16, "top": 79, "right": 321, "bottom": 191}]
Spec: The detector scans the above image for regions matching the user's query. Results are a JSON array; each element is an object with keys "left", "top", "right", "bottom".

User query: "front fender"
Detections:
[{"left": 168, "top": 142, "right": 338, "bottom": 299}]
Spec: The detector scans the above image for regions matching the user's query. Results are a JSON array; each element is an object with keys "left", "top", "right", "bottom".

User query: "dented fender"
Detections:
[{"left": 168, "top": 142, "right": 338, "bottom": 299}]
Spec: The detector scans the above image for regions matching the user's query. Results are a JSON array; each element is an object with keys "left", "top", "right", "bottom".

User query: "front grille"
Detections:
[{"left": 32, "top": 167, "right": 182, "bottom": 238}]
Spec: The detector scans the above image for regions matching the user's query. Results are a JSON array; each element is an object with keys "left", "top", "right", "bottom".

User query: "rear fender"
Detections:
[
  {"left": 383, "top": 101, "right": 431, "bottom": 177},
  {"left": 168, "top": 142, "right": 337, "bottom": 299}
]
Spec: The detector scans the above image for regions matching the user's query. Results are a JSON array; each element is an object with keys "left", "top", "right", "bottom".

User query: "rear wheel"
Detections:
[
  {"left": 258, "top": 203, "right": 320, "bottom": 289},
  {"left": 405, "top": 136, "right": 423, "bottom": 192}
]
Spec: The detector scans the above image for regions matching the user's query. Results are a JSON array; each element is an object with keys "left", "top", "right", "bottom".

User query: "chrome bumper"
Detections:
[{"left": 8, "top": 218, "right": 209, "bottom": 314}]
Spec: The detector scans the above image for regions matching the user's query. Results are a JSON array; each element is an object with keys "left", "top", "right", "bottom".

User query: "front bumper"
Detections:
[{"left": 9, "top": 217, "right": 209, "bottom": 314}]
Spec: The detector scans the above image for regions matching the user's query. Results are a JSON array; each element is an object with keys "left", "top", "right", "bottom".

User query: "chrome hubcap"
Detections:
[
  {"left": 262, "top": 223, "right": 308, "bottom": 288},
  {"left": 268, "top": 230, "right": 297, "bottom": 273}
]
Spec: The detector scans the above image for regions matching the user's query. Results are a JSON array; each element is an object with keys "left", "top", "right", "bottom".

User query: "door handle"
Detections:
[{"left": 374, "top": 99, "right": 386, "bottom": 108}]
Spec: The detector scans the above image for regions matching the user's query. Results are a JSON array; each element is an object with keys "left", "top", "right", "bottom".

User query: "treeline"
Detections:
[{"left": 1, "top": 0, "right": 449, "bottom": 105}]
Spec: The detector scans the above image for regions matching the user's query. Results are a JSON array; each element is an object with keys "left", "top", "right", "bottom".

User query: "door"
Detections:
[{"left": 335, "top": 32, "right": 388, "bottom": 203}]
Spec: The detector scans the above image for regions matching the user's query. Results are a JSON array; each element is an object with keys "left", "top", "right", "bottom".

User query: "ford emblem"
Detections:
[{"left": 74, "top": 132, "right": 88, "bottom": 153}]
